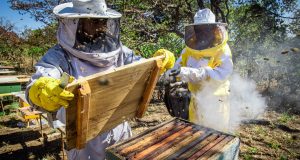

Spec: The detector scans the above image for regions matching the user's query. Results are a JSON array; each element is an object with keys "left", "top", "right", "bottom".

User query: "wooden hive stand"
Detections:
[{"left": 17, "top": 94, "right": 43, "bottom": 127}]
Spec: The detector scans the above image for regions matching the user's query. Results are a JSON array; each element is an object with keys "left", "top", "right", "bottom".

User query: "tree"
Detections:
[
  {"left": 0, "top": 17, "right": 56, "bottom": 70},
  {"left": 228, "top": 0, "right": 300, "bottom": 113},
  {"left": 6, "top": 0, "right": 300, "bottom": 111},
  {"left": 7, "top": 0, "right": 231, "bottom": 56},
  {"left": 0, "top": 18, "right": 23, "bottom": 62},
  {"left": 8, "top": 0, "right": 65, "bottom": 24}
]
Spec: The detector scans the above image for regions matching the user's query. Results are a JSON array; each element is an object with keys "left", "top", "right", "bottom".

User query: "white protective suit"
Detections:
[
  {"left": 176, "top": 45, "right": 233, "bottom": 132},
  {"left": 175, "top": 8, "right": 233, "bottom": 132},
  {"left": 26, "top": 18, "right": 141, "bottom": 160}
]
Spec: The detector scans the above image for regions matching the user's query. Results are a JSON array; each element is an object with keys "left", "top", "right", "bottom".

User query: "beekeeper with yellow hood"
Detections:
[
  {"left": 25, "top": 0, "right": 174, "bottom": 159},
  {"left": 165, "top": 8, "right": 233, "bottom": 132}
]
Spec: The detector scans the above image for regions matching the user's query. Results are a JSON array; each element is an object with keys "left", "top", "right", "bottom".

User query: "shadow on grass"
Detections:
[
  {"left": 0, "top": 116, "right": 23, "bottom": 128},
  {"left": 0, "top": 138, "right": 61, "bottom": 160}
]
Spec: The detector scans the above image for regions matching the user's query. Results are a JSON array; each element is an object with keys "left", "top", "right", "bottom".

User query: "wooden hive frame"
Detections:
[
  {"left": 65, "top": 56, "right": 163, "bottom": 150},
  {"left": 106, "top": 118, "right": 240, "bottom": 160}
]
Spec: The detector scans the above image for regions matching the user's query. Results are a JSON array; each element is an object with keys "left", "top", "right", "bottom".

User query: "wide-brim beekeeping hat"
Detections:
[
  {"left": 186, "top": 8, "right": 227, "bottom": 26},
  {"left": 53, "top": 0, "right": 122, "bottom": 18},
  {"left": 184, "top": 8, "right": 228, "bottom": 50}
]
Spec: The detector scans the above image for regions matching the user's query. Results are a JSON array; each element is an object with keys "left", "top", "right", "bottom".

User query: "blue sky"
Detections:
[{"left": 0, "top": 1, "right": 45, "bottom": 33}]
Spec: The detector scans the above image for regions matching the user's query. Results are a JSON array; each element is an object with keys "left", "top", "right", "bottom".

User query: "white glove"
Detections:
[{"left": 178, "top": 67, "right": 207, "bottom": 83}]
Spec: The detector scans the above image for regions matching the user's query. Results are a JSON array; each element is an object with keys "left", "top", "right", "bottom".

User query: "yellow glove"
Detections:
[
  {"left": 153, "top": 49, "right": 175, "bottom": 74},
  {"left": 29, "top": 77, "right": 74, "bottom": 112}
]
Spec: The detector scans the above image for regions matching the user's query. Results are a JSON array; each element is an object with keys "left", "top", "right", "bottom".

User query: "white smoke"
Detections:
[{"left": 194, "top": 73, "right": 267, "bottom": 133}]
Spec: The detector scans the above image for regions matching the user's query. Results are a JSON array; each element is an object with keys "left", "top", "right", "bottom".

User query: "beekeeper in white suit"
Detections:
[
  {"left": 166, "top": 8, "right": 233, "bottom": 132},
  {"left": 25, "top": 0, "right": 174, "bottom": 159}
]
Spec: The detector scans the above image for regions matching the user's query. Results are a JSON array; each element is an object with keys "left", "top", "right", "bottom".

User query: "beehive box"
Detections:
[
  {"left": 65, "top": 56, "right": 163, "bottom": 150},
  {"left": 106, "top": 118, "right": 240, "bottom": 160}
]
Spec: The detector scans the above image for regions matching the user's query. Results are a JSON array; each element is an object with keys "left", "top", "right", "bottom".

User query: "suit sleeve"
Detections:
[
  {"left": 25, "top": 45, "right": 68, "bottom": 107},
  {"left": 179, "top": 47, "right": 233, "bottom": 83},
  {"left": 122, "top": 45, "right": 143, "bottom": 64}
]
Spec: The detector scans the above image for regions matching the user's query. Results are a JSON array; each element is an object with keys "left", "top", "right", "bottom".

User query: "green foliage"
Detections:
[
  {"left": 28, "top": 46, "right": 44, "bottom": 57},
  {"left": 228, "top": 0, "right": 299, "bottom": 56},
  {"left": 116, "top": 0, "right": 207, "bottom": 58},
  {"left": 135, "top": 33, "right": 184, "bottom": 58},
  {"left": 227, "top": 1, "right": 300, "bottom": 112},
  {"left": 0, "top": 19, "right": 57, "bottom": 68}
]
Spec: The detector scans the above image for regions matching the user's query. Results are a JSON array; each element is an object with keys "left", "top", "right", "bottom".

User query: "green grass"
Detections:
[
  {"left": 278, "top": 112, "right": 295, "bottom": 124},
  {"left": 0, "top": 112, "right": 5, "bottom": 116},
  {"left": 267, "top": 140, "right": 281, "bottom": 150},
  {"left": 243, "top": 154, "right": 253, "bottom": 160},
  {"left": 279, "top": 155, "right": 288, "bottom": 160},
  {"left": 254, "top": 126, "right": 267, "bottom": 136},
  {"left": 248, "top": 147, "right": 258, "bottom": 154}
]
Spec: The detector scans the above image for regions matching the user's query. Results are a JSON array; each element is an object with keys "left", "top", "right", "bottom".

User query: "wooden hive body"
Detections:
[{"left": 106, "top": 118, "right": 240, "bottom": 160}]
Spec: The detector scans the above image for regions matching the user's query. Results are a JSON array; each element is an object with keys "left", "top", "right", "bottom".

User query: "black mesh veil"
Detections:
[
  {"left": 185, "top": 24, "right": 226, "bottom": 50},
  {"left": 74, "top": 18, "right": 121, "bottom": 53}
]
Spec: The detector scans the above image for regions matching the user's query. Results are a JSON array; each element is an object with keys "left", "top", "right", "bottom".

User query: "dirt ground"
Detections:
[{"left": 0, "top": 100, "right": 299, "bottom": 160}]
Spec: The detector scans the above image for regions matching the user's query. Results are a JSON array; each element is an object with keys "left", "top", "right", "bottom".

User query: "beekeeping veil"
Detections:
[
  {"left": 185, "top": 9, "right": 227, "bottom": 50},
  {"left": 53, "top": 0, "right": 123, "bottom": 67}
]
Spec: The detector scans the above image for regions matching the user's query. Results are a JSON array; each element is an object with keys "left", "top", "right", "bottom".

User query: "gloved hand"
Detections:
[
  {"left": 29, "top": 77, "right": 74, "bottom": 112},
  {"left": 169, "top": 65, "right": 181, "bottom": 80},
  {"left": 153, "top": 49, "right": 175, "bottom": 74},
  {"left": 162, "top": 64, "right": 190, "bottom": 119},
  {"left": 164, "top": 79, "right": 190, "bottom": 120},
  {"left": 163, "top": 64, "right": 181, "bottom": 86},
  {"left": 178, "top": 67, "right": 207, "bottom": 83},
  {"left": 169, "top": 81, "right": 189, "bottom": 97}
]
